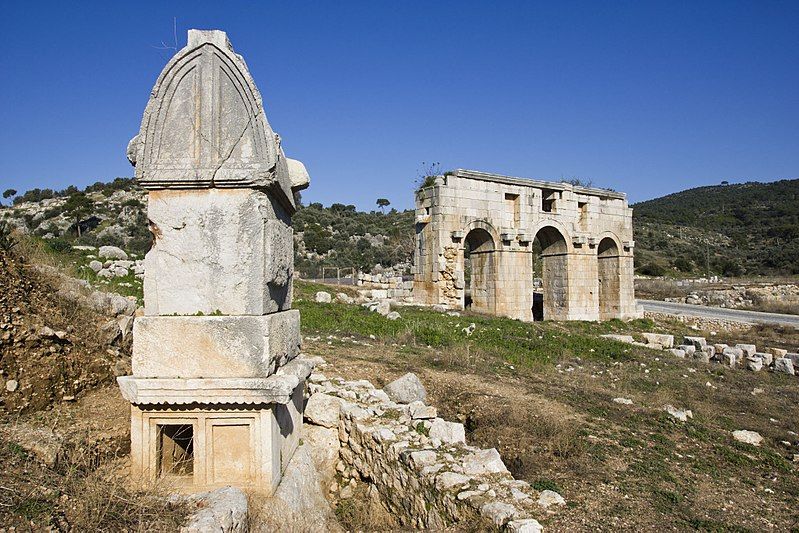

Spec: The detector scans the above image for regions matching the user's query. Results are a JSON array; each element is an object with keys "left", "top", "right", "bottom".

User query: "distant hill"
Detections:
[
  {"left": 3, "top": 177, "right": 797, "bottom": 278},
  {"left": 632, "top": 179, "right": 799, "bottom": 276}
]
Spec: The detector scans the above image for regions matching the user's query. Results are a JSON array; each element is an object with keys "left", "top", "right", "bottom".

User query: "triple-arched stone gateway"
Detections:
[{"left": 413, "top": 169, "right": 640, "bottom": 321}]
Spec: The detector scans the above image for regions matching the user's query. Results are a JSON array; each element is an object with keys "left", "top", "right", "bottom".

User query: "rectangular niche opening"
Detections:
[
  {"left": 157, "top": 424, "right": 194, "bottom": 478},
  {"left": 541, "top": 189, "right": 558, "bottom": 213}
]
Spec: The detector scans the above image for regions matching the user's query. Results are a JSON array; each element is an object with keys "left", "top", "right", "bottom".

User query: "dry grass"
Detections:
[{"left": 0, "top": 430, "right": 188, "bottom": 531}]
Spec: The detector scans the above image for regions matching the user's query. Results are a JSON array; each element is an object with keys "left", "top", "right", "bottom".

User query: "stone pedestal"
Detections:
[{"left": 119, "top": 29, "right": 310, "bottom": 495}]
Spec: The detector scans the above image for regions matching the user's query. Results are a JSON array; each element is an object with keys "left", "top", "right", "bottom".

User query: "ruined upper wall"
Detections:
[{"left": 127, "top": 29, "right": 309, "bottom": 213}]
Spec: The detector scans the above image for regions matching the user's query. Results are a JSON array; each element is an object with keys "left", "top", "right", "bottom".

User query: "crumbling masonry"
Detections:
[{"left": 413, "top": 170, "right": 639, "bottom": 321}]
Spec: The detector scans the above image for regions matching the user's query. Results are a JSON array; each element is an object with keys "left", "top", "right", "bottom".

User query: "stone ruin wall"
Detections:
[{"left": 413, "top": 169, "right": 639, "bottom": 322}]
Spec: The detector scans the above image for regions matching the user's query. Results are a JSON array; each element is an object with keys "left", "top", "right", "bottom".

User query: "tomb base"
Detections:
[{"left": 119, "top": 356, "right": 313, "bottom": 494}]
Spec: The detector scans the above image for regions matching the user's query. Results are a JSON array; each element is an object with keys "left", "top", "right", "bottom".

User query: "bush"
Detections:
[
  {"left": 46, "top": 238, "right": 72, "bottom": 254},
  {"left": 638, "top": 263, "right": 666, "bottom": 277}
]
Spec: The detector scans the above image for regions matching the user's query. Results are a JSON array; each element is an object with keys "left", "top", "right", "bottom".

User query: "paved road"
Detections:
[{"left": 639, "top": 299, "right": 799, "bottom": 328}]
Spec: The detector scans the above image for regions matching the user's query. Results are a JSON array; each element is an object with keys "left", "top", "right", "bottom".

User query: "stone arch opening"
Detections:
[
  {"left": 463, "top": 228, "right": 496, "bottom": 314},
  {"left": 597, "top": 237, "right": 621, "bottom": 320},
  {"left": 531, "top": 226, "right": 569, "bottom": 320}
]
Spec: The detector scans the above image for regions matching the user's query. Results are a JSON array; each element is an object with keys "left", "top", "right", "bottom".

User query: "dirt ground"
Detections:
[{"left": 308, "top": 332, "right": 799, "bottom": 532}]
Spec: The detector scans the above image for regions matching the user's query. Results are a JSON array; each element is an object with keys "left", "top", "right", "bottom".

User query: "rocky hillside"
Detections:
[
  {"left": 0, "top": 247, "right": 136, "bottom": 412},
  {"left": 3, "top": 177, "right": 798, "bottom": 278},
  {"left": 633, "top": 179, "right": 799, "bottom": 277},
  {"left": 1, "top": 180, "right": 417, "bottom": 278}
]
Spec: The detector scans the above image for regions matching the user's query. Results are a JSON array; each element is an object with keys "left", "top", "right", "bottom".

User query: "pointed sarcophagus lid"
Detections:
[{"left": 127, "top": 29, "right": 309, "bottom": 212}]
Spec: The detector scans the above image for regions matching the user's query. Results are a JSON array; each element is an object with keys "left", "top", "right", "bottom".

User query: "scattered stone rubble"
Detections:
[
  {"left": 604, "top": 333, "right": 798, "bottom": 377},
  {"left": 665, "top": 284, "right": 799, "bottom": 311},
  {"left": 303, "top": 364, "right": 549, "bottom": 531}
]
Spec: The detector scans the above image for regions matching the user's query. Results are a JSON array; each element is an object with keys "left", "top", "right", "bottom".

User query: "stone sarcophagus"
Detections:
[{"left": 118, "top": 29, "right": 311, "bottom": 494}]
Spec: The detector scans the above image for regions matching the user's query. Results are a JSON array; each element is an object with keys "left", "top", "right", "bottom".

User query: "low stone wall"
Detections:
[
  {"left": 643, "top": 311, "right": 751, "bottom": 332},
  {"left": 356, "top": 272, "right": 414, "bottom": 302},
  {"left": 304, "top": 364, "right": 546, "bottom": 532}
]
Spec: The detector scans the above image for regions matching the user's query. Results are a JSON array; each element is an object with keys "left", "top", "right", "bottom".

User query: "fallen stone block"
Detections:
[
  {"left": 735, "top": 344, "right": 757, "bottom": 357},
  {"left": 732, "top": 430, "right": 763, "bottom": 446},
  {"left": 683, "top": 336, "right": 707, "bottom": 349},
  {"left": 745, "top": 356, "right": 763, "bottom": 372},
  {"left": 384, "top": 373, "right": 427, "bottom": 404},
  {"left": 668, "top": 348, "right": 686, "bottom": 358},
  {"left": 304, "top": 392, "right": 342, "bottom": 428},
  {"left": 537, "top": 489, "right": 566, "bottom": 508},
  {"left": 428, "top": 418, "right": 466, "bottom": 444},
  {"left": 774, "top": 358, "right": 795, "bottom": 375},
  {"left": 766, "top": 347, "right": 788, "bottom": 358},
  {"left": 677, "top": 344, "right": 696, "bottom": 356},
  {"left": 315, "top": 291, "right": 332, "bottom": 303},
  {"left": 754, "top": 352, "right": 773, "bottom": 367},
  {"left": 642, "top": 333, "right": 674, "bottom": 348},
  {"left": 601, "top": 334, "right": 635, "bottom": 344}
]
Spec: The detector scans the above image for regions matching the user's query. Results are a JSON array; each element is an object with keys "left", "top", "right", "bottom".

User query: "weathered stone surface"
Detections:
[
  {"left": 684, "top": 336, "right": 707, "bottom": 349},
  {"left": 642, "top": 333, "right": 674, "bottom": 348},
  {"left": 746, "top": 356, "right": 763, "bottom": 372},
  {"left": 767, "top": 347, "right": 788, "bottom": 357},
  {"left": 732, "top": 430, "right": 763, "bottom": 446},
  {"left": 89, "top": 260, "right": 103, "bottom": 272},
  {"left": 386, "top": 311, "right": 401, "bottom": 320},
  {"left": 668, "top": 348, "right": 686, "bottom": 358},
  {"left": 435, "top": 471, "right": 471, "bottom": 490},
  {"left": 144, "top": 189, "right": 294, "bottom": 316},
  {"left": 664, "top": 405, "right": 693, "bottom": 422},
  {"left": 409, "top": 400, "right": 437, "bottom": 419},
  {"left": 678, "top": 344, "right": 697, "bottom": 355},
  {"left": 537, "top": 489, "right": 566, "bottom": 508},
  {"left": 384, "top": 372, "right": 427, "bottom": 404},
  {"left": 757, "top": 352, "right": 774, "bottom": 367},
  {"left": 304, "top": 393, "right": 341, "bottom": 428},
  {"left": 303, "top": 425, "right": 340, "bottom": 487},
  {"left": 129, "top": 30, "right": 308, "bottom": 210},
  {"left": 735, "top": 344, "right": 757, "bottom": 357},
  {"left": 507, "top": 519, "right": 544, "bottom": 533},
  {"left": 132, "top": 312, "right": 300, "bottom": 378},
  {"left": 428, "top": 418, "right": 466, "bottom": 444},
  {"left": 98, "top": 245, "right": 128, "bottom": 260},
  {"left": 480, "top": 501, "right": 518, "bottom": 526},
  {"left": 335, "top": 292, "right": 354, "bottom": 304},
  {"left": 180, "top": 487, "right": 248, "bottom": 533},
  {"left": 0, "top": 423, "right": 62, "bottom": 468},
  {"left": 315, "top": 291, "right": 332, "bottom": 303},
  {"left": 774, "top": 358, "right": 795, "bottom": 375},
  {"left": 601, "top": 334, "right": 635, "bottom": 344},
  {"left": 413, "top": 169, "right": 638, "bottom": 322},
  {"left": 252, "top": 446, "right": 340, "bottom": 532},
  {"left": 460, "top": 448, "right": 508, "bottom": 475},
  {"left": 613, "top": 397, "right": 633, "bottom": 405}
]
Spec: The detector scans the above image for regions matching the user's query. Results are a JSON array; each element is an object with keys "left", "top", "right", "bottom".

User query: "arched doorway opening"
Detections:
[
  {"left": 531, "top": 226, "right": 569, "bottom": 320},
  {"left": 597, "top": 237, "right": 621, "bottom": 320},
  {"left": 463, "top": 228, "right": 496, "bottom": 314}
]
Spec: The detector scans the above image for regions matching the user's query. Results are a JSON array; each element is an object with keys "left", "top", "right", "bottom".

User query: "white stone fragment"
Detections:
[
  {"left": 732, "top": 430, "right": 763, "bottom": 446},
  {"left": 613, "top": 397, "right": 633, "bottom": 405},
  {"left": 507, "top": 519, "right": 544, "bottom": 533},
  {"left": 315, "top": 291, "right": 332, "bottom": 303},
  {"left": 428, "top": 419, "right": 466, "bottom": 444},
  {"left": 460, "top": 448, "right": 508, "bottom": 476},
  {"left": 305, "top": 393, "right": 342, "bottom": 428},
  {"left": 384, "top": 373, "right": 427, "bottom": 404},
  {"left": 537, "top": 489, "right": 566, "bottom": 508},
  {"left": 664, "top": 405, "right": 693, "bottom": 422}
]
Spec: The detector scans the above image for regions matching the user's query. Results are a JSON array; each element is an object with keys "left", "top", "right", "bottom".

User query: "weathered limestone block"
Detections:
[
  {"left": 774, "top": 358, "right": 795, "bottom": 375},
  {"left": 735, "top": 344, "right": 757, "bottom": 358},
  {"left": 767, "top": 347, "right": 788, "bottom": 357},
  {"left": 132, "top": 311, "right": 300, "bottom": 378},
  {"left": 642, "top": 333, "right": 674, "bottom": 348},
  {"left": 683, "top": 336, "right": 707, "bottom": 349},
  {"left": 144, "top": 189, "right": 293, "bottom": 316},
  {"left": 128, "top": 30, "right": 308, "bottom": 205}
]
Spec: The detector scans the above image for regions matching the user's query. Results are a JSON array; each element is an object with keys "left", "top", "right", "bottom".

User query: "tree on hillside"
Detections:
[
  {"left": 376, "top": 198, "right": 390, "bottom": 212},
  {"left": 63, "top": 192, "right": 94, "bottom": 237},
  {"left": 3, "top": 189, "right": 17, "bottom": 199}
]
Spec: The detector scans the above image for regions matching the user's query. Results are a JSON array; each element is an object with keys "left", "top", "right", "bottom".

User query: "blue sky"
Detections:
[{"left": 1, "top": 1, "right": 797, "bottom": 210}]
